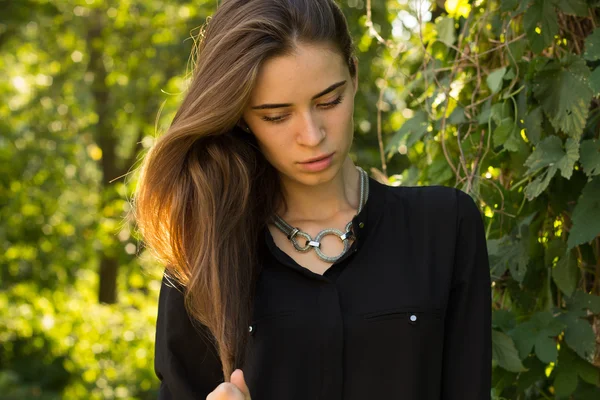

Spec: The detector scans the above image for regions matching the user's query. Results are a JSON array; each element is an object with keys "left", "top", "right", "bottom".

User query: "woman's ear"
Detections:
[{"left": 237, "top": 119, "right": 251, "bottom": 133}]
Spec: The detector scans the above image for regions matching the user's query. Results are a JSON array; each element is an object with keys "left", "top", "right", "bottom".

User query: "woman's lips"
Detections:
[{"left": 298, "top": 152, "right": 334, "bottom": 172}]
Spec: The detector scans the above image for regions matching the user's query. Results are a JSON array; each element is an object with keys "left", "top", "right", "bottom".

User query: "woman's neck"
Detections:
[{"left": 276, "top": 156, "right": 361, "bottom": 223}]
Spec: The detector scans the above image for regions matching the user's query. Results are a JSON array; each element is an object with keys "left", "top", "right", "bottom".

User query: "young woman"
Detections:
[{"left": 133, "top": 0, "right": 492, "bottom": 399}]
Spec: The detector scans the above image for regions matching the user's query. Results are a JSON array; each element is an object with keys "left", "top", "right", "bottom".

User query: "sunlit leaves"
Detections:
[
  {"left": 487, "top": 67, "right": 507, "bottom": 94},
  {"left": 385, "top": 110, "right": 429, "bottom": 153},
  {"left": 435, "top": 17, "right": 456, "bottom": 46},
  {"left": 444, "top": 0, "right": 471, "bottom": 19}
]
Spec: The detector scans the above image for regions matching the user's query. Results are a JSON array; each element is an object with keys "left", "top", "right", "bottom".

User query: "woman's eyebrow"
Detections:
[{"left": 251, "top": 80, "right": 347, "bottom": 110}]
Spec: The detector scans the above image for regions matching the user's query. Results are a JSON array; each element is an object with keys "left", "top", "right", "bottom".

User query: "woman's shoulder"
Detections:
[
  {"left": 378, "top": 182, "right": 479, "bottom": 222},
  {"left": 383, "top": 183, "right": 461, "bottom": 206}
]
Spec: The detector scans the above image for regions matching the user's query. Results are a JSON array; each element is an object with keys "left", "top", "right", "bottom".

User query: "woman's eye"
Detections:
[
  {"left": 261, "top": 115, "right": 287, "bottom": 123},
  {"left": 260, "top": 95, "right": 344, "bottom": 124},
  {"left": 319, "top": 95, "right": 344, "bottom": 109}
]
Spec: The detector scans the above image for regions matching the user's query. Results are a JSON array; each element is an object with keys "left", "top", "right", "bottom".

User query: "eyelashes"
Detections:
[{"left": 260, "top": 95, "right": 345, "bottom": 123}]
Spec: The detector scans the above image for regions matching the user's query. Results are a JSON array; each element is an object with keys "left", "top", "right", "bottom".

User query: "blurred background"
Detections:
[{"left": 1, "top": 0, "right": 600, "bottom": 399}]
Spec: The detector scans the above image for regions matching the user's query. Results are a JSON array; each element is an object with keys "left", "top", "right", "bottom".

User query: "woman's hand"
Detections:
[{"left": 206, "top": 369, "right": 252, "bottom": 400}]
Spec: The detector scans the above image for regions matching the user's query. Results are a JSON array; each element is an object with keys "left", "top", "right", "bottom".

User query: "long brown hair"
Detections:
[{"left": 132, "top": 0, "right": 357, "bottom": 381}]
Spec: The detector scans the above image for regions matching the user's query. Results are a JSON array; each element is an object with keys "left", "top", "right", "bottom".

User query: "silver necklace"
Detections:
[{"left": 270, "top": 166, "right": 369, "bottom": 263}]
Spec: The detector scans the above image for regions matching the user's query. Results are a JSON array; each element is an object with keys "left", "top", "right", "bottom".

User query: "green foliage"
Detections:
[
  {"left": 1, "top": 0, "right": 216, "bottom": 397},
  {"left": 377, "top": 0, "right": 600, "bottom": 398},
  {"left": 0, "top": 270, "right": 161, "bottom": 399}
]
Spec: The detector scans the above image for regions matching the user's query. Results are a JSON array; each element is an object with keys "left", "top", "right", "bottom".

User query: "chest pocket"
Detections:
[{"left": 356, "top": 307, "right": 445, "bottom": 366}]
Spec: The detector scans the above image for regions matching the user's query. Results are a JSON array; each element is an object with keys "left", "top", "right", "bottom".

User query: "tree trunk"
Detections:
[
  {"left": 98, "top": 256, "right": 118, "bottom": 304},
  {"left": 87, "top": 9, "right": 119, "bottom": 304}
]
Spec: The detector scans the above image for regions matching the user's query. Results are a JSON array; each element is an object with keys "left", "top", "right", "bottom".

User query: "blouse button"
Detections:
[
  {"left": 409, "top": 314, "right": 417, "bottom": 322},
  {"left": 248, "top": 325, "right": 253, "bottom": 334}
]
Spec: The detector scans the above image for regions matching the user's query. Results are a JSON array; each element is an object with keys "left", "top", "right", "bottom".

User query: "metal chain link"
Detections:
[{"left": 270, "top": 166, "right": 369, "bottom": 263}]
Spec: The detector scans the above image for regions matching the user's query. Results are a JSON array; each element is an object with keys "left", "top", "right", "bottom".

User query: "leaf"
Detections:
[
  {"left": 535, "top": 312, "right": 565, "bottom": 363},
  {"left": 524, "top": 106, "right": 543, "bottom": 145},
  {"left": 524, "top": 165, "right": 557, "bottom": 200},
  {"left": 524, "top": 136, "right": 565, "bottom": 172},
  {"left": 577, "top": 359, "right": 600, "bottom": 386},
  {"left": 493, "top": 118, "right": 521, "bottom": 152},
  {"left": 426, "top": 157, "right": 453, "bottom": 182},
  {"left": 385, "top": 111, "right": 428, "bottom": 153},
  {"left": 436, "top": 17, "right": 456, "bottom": 46},
  {"left": 488, "top": 228, "right": 531, "bottom": 283},
  {"left": 553, "top": 320, "right": 600, "bottom": 386},
  {"left": 545, "top": 238, "right": 566, "bottom": 265},
  {"left": 569, "top": 290, "right": 600, "bottom": 315},
  {"left": 555, "top": 138, "right": 579, "bottom": 179},
  {"left": 525, "top": 136, "right": 579, "bottom": 183},
  {"left": 492, "top": 310, "right": 517, "bottom": 332},
  {"left": 510, "top": 311, "right": 565, "bottom": 363},
  {"left": 524, "top": 0, "right": 559, "bottom": 54},
  {"left": 554, "top": 345, "right": 582, "bottom": 397},
  {"left": 580, "top": 139, "right": 600, "bottom": 176},
  {"left": 490, "top": 101, "right": 512, "bottom": 124},
  {"left": 487, "top": 238, "right": 510, "bottom": 278},
  {"left": 517, "top": 357, "right": 547, "bottom": 393},
  {"left": 566, "top": 317, "right": 596, "bottom": 362},
  {"left": 448, "top": 106, "right": 466, "bottom": 124},
  {"left": 589, "top": 67, "right": 600, "bottom": 96},
  {"left": 558, "top": 311, "right": 597, "bottom": 362},
  {"left": 534, "top": 333, "right": 557, "bottom": 363},
  {"left": 554, "top": 366, "right": 579, "bottom": 398},
  {"left": 568, "top": 177, "right": 600, "bottom": 248},
  {"left": 552, "top": 249, "right": 578, "bottom": 297},
  {"left": 487, "top": 67, "right": 507, "bottom": 94},
  {"left": 503, "top": 68, "right": 516, "bottom": 80},
  {"left": 507, "top": 40, "right": 527, "bottom": 68},
  {"left": 532, "top": 55, "right": 592, "bottom": 138},
  {"left": 509, "top": 321, "right": 537, "bottom": 359},
  {"left": 492, "top": 330, "right": 527, "bottom": 372},
  {"left": 556, "top": 0, "right": 590, "bottom": 16},
  {"left": 584, "top": 28, "right": 600, "bottom": 61}
]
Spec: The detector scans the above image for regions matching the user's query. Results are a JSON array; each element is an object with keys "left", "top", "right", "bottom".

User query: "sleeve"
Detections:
[
  {"left": 441, "top": 190, "right": 492, "bottom": 399},
  {"left": 154, "top": 273, "right": 224, "bottom": 399}
]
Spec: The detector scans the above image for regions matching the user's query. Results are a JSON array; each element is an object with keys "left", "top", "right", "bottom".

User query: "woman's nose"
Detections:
[{"left": 297, "top": 111, "right": 325, "bottom": 146}]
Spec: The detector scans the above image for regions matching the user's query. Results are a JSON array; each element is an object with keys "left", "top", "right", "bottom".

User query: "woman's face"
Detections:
[{"left": 242, "top": 41, "right": 358, "bottom": 186}]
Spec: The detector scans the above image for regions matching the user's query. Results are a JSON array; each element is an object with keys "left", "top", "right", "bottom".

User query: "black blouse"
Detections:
[{"left": 154, "top": 177, "right": 492, "bottom": 399}]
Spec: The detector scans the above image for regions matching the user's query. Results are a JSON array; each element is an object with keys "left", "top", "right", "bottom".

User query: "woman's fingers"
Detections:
[
  {"left": 205, "top": 369, "right": 251, "bottom": 400},
  {"left": 230, "top": 369, "right": 251, "bottom": 400},
  {"left": 206, "top": 382, "right": 244, "bottom": 400}
]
